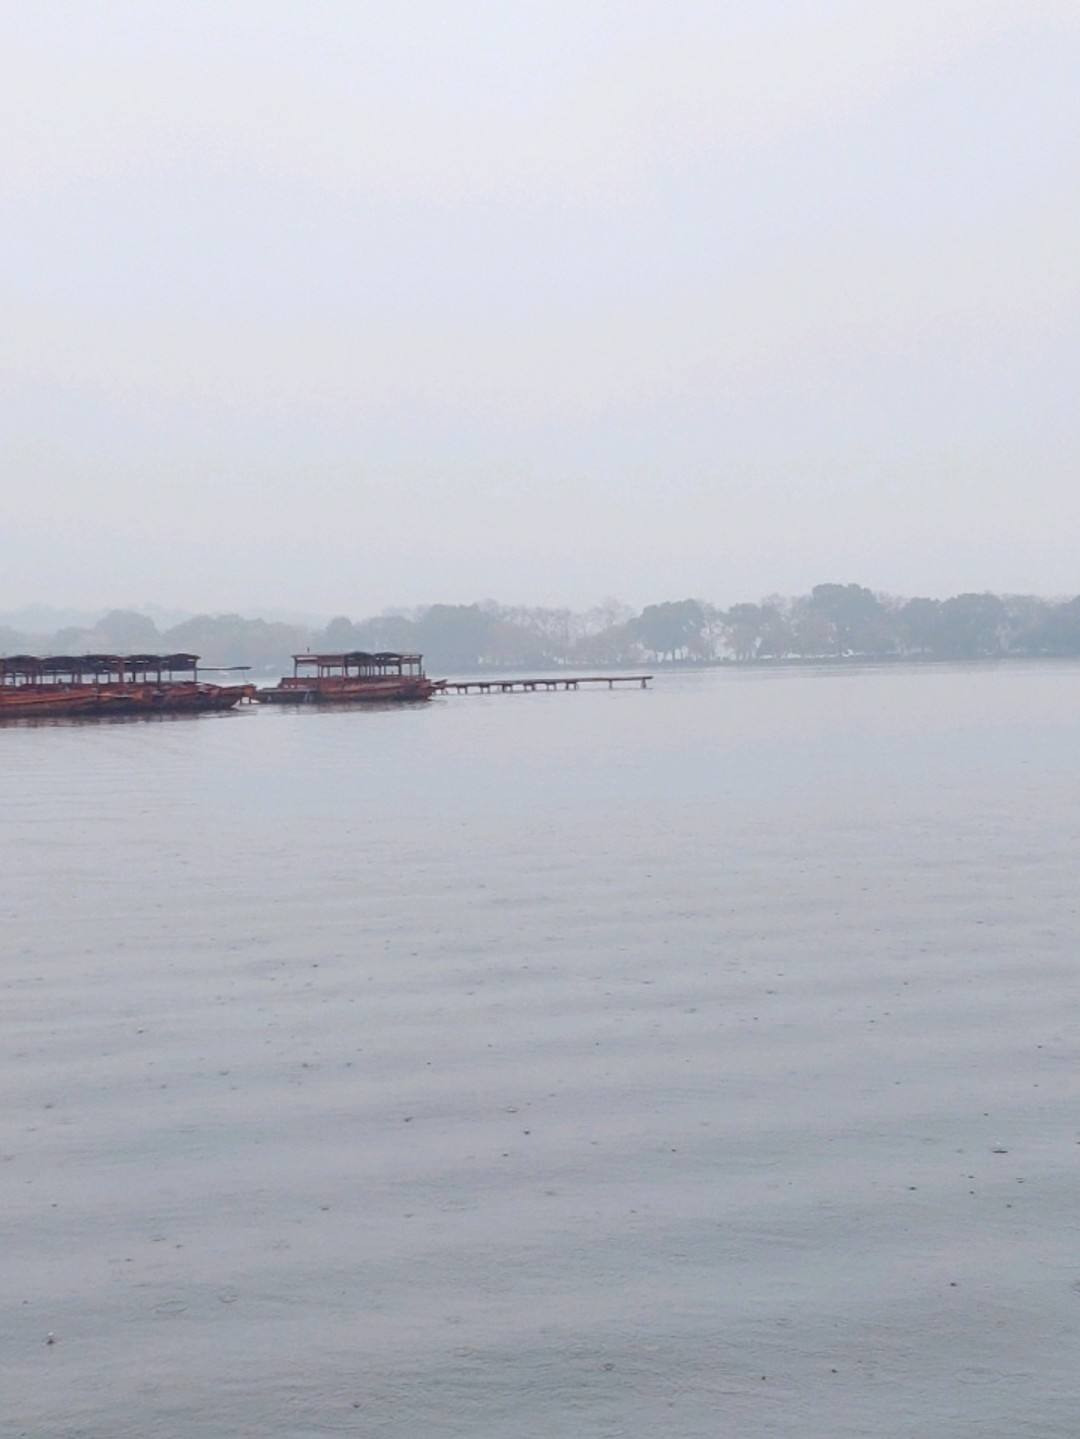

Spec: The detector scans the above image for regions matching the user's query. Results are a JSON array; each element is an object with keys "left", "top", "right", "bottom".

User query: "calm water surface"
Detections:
[{"left": 4, "top": 665, "right": 1080, "bottom": 1437}]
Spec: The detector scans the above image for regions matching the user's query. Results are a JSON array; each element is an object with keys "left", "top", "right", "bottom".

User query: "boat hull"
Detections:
[
  {"left": 0, "top": 682, "right": 254, "bottom": 721},
  {"left": 257, "top": 676, "right": 439, "bottom": 704}
]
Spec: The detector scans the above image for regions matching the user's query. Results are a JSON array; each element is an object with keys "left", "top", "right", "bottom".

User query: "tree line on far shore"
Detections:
[{"left": 5, "top": 584, "right": 1080, "bottom": 675}]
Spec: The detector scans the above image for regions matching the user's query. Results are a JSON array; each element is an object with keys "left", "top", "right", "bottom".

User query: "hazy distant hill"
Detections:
[{"left": 5, "top": 586, "right": 1080, "bottom": 675}]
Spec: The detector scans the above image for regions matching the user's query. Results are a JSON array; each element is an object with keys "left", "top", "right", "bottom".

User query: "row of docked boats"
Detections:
[{"left": 0, "top": 651, "right": 441, "bottom": 721}]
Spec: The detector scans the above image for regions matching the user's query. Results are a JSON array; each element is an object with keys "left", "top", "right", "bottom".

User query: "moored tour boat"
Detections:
[
  {"left": 257, "top": 651, "right": 442, "bottom": 705},
  {"left": 0, "top": 653, "right": 255, "bottom": 721}
]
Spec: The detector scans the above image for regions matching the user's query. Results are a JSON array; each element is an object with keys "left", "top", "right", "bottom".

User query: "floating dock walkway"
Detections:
[{"left": 443, "top": 675, "right": 652, "bottom": 694}]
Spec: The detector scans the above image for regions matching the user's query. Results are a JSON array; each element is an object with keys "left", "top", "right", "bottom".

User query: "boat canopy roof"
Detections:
[
  {"left": 292, "top": 652, "right": 422, "bottom": 665},
  {"left": 0, "top": 652, "right": 204, "bottom": 677}
]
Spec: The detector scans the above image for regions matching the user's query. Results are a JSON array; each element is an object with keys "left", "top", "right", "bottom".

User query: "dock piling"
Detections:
[{"left": 442, "top": 675, "right": 652, "bottom": 696}]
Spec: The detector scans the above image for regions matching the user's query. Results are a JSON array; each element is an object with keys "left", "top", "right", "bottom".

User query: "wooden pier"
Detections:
[{"left": 442, "top": 675, "right": 652, "bottom": 695}]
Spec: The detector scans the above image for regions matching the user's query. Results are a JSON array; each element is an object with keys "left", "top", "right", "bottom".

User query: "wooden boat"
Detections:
[
  {"left": 0, "top": 653, "right": 255, "bottom": 721},
  {"left": 257, "top": 651, "right": 442, "bottom": 705}
]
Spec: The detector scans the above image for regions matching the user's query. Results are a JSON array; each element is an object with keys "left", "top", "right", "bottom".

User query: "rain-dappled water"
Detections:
[{"left": 4, "top": 663, "right": 1080, "bottom": 1437}]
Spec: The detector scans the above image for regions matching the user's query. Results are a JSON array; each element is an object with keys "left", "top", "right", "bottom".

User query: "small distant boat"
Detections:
[
  {"left": 0, "top": 653, "right": 255, "bottom": 721},
  {"left": 257, "top": 651, "right": 442, "bottom": 705}
]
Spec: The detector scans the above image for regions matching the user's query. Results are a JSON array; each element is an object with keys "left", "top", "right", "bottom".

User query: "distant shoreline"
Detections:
[
  {"left": 6, "top": 585, "right": 1080, "bottom": 676},
  {"left": 631, "top": 652, "right": 1080, "bottom": 671}
]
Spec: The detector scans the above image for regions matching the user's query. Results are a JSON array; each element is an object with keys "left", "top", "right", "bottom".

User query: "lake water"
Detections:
[{"left": 4, "top": 663, "right": 1080, "bottom": 1437}]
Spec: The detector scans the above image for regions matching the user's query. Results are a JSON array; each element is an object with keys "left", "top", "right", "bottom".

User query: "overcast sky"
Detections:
[{"left": 3, "top": 0, "right": 1078, "bottom": 616}]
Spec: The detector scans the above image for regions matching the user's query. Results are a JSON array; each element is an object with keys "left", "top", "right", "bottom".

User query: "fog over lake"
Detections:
[
  {"left": 5, "top": 665, "right": 1080, "bottom": 1437},
  {"left": 5, "top": 2, "right": 1080, "bottom": 611}
]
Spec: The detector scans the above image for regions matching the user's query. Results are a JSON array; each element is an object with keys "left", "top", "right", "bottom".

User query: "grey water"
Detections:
[{"left": 4, "top": 663, "right": 1080, "bottom": 1438}]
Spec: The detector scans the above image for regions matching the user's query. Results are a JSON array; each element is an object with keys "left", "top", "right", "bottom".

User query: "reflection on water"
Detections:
[
  {"left": 0, "top": 708, "right": 255, "bottom": 731},
  {"left": 4, "top": 664, "right": 1080, "bottom": 1437}
]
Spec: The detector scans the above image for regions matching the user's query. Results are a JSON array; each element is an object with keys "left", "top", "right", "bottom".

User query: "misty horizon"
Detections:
[
  {"left": 8, "top": 583, "right": 1080, "bottom": 679},
  {"left": 7, "top": 575, "right": 1080, "bottom": 638}
]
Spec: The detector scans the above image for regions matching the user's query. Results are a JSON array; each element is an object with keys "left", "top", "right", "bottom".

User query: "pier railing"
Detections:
[{"left": 442, "top": 675, "right": 652, "bottom": 694}]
